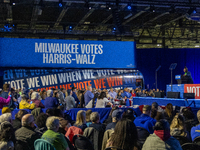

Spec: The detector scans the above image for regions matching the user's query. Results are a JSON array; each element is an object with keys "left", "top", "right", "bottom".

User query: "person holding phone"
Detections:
[
  {"left": 0, "top": 92, "right": 12, "bottom": 109},
  {"left": 19, "top": 93, "right": 35, "bottom": 109}
]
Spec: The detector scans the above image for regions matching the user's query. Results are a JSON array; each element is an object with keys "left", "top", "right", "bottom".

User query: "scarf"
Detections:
[{"left": 154, "top": 130, "right": 171, "bottom": 141}]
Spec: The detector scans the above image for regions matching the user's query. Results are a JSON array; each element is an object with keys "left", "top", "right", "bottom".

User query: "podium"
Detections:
[{"left": 176, "top": 75, "right": 191, "bottom": 84}]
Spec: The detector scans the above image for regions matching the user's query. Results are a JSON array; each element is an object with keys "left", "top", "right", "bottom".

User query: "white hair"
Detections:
[
  {"left": 47, "top": 90, "right": 53, "bottom": 97},
  {"left": 0, "top": 113, "right": 12, "bottom": 123},
  {"left": 46, "top": 116, "right": 59, "bottom": 131},
  {"left": 31, "top": 92, "right": 39, "bottom": 100}
]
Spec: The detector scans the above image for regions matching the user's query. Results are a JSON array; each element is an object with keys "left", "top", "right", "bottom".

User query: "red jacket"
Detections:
[
  {"left": 65, "top": 126, "right": 83, "bottom": 144},
  {"left": 0, "top": 96, "right": 11, "bottom": 109}
]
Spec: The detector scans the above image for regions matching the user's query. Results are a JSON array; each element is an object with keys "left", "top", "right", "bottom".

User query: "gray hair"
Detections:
[
  {"left": 90, "top": 112, "right": 100, "bottom": 123},
  {"left": 31, "top": 92, "right": 39, "bottom": 100},
  {"left": 0, "top": 113, "right": 12, "bottom": 123},
  {"left": 47, "top": 90, "right": 53, "bottom": 97},
  {"left": 46, "top": 116, "right": 59, "bottom": 130}
]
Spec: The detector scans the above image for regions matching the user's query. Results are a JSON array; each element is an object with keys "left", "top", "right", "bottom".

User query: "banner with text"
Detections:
[
  {"left": 3, "top": 69, "right": 143, "bottom": 90},
  {"left": 184, "top": 84, "right": 200, "bottom": 99},
  {"left": 0, "top": 38, "right": 136, "bottom": 68}
]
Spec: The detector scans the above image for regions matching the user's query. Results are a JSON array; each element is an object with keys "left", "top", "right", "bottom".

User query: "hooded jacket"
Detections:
[{"left": 134, "top": 114, "right": 156, "bottom": 134}]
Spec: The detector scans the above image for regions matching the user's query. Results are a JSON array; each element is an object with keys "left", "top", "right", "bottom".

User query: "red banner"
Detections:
[{"left": 184, "top": 84, "right": 200, "bottom": 99}]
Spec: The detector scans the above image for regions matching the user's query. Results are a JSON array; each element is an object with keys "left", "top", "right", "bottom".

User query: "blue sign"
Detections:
[
  {"left": 175, "top": 75, "right": 181, "bottom": 80},
  {"left": 0, "top": 38, "right": 136, "bottom": 68},
  {"left": 3, "top": 69, "right": 143, "bottom": 90}
]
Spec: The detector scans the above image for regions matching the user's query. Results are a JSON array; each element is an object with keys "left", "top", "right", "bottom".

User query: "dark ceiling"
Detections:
[{"left": 1, "top": 0, "right": 200, "bottom": 48}]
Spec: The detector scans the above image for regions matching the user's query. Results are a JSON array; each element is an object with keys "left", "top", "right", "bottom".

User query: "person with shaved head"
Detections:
[{"left": 15, "top": 114, "right": 41, "bottom": 150}]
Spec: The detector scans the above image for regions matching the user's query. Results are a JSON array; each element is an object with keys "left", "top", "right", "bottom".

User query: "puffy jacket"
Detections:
[
  {"left": 0, "top": 96, "right": 11, "bottom": 109},
  {"left": 19, "top": 100, "right": 35, "bottom": 109},
  {"left": 142, "top": 133, "right": 182, "bottom": 150}
]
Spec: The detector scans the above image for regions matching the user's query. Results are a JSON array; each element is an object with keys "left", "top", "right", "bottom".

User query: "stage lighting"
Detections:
[
  {"left": 68, "top": 26, "right": 73, "bottom": 31},
  {"left": 127, "top": 5, "right": 131, "bottom": 10},
  {"left": 112, "top": 27, "right": 116, "bottom": 33},
  {"left": 59, "top": 0, "right": 63, "bottom": 7},
  {"left": 188, "top": 7, "right": 196, "bottom": 15},
  {"left": 150, "top": 5, "right": 155, "bottom": 12}
]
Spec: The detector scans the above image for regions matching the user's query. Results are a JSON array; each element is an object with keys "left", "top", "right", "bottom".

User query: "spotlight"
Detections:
[
  {"left": 127, "top": 5, "right": 132, "bottom": 10},
  {"left": 112, "top": 27, "right": 116, "bottom": 33},
  {"left": 59, "top": 3, "right": 62, "bottom": 7},
  {"left": 150, "top": 5, "right": 155, "bottom": 12},
  {"left": 89, "top": 7, "right": 92, "bottom": 9},
  {"left": 12, "top": 3, "right": 15, "bottom": 5},
  {"left": 188, "top": 7, "right": 196, "bottom": 15},
  {"left": 109, "top": 7, "right": 111, "bottom": 10},
  {"left": 59, "top": 0, "right": 63, "bottom": 7},
  {"left": 68, "top": 26, "right": 73, "bottom": 31}
]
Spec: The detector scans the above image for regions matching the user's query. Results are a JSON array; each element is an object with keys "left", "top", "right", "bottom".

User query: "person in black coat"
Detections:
[{"left": 12, "top": 110, "right": 28, "bottom": 131}]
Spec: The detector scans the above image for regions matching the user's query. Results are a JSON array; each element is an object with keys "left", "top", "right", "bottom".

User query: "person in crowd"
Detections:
[
  {"left": 58, "top": 90, "right": 65, "bottom": 106},
  {"left": 30, "top": 92, "right": 45, "bottom": 108},
  {"left": 40, "top": 89, "right": 47, "bottom": 100},
  {"left": 17, "top": 88, "right": 29, "bottom": 104},
  {"left": 103, "top": 106, "right": 118, "bottom": 125},
  {"left": 0, "top": 121, "right": 15, "bottom": 150},
  {"left": 65, "top": 89, "right": 75, "bottom": 110},
  {"left": 170, "top": 114, "right": 189, "bottom": 140},
  {"left": 164, "top": 103, "right": 175, "bottom": 124},
  {"left": 13, "top": 110, "right": 28, "bottom": 131},
  {"left": 15, "top": 114, "right": 41, "bottom": 150},
  {"left": 117, "top": 90, "right": 123, "bottom": 100},
  {"left": 72, "top": 87, "right": 80, "bottom": 107},
  {"left": 42, "top": 116, "right": 70, "bottom": 150},
  {"left": 149, "top": 90, "right": 155, "bottom": 97},
  {"left": 95, "top": 92, "right": 112, "bottom": 108},
  {"left": 106, "top": 118, "right": 138, "bottom": 150},
  {"left": 106, "top": 109, "right": 123, "bottom": 131},
  {"left": 122, "top": 108, "right": 136, "bottom": 122},
  {"left": 60, "top": 88, "right": 66, "bottom": 98},
  {"left": 151, "top": 108, "right": 157, "bottom": 119},
  {"left": 86, "top": 109, "right": 92, "bottom": 127},
  {"left": 106, "top": 90, "right": 112, "bottom": 99},
  {"left": 183, "top": 66, "right": 193, "bottom": 84},
  {"left": 136, "top": 89, "right": 142, "bottom": 97},
  {"left": 0, "top": 92, "right": 11, "bottom": 109},
  {"left": 80, "top": 89, "right": 86, "bottom": 108},
  {"left": 85, "top": 93, "right": 99, "bottom": 108},
  {"left": 154, "top": 111, "right": 164, "bottom": 121},
  {"left": 191, "top": 110, "right": 200, "bottom": 141},
  {"left": 109, "top": 87, "right": 117, "bottom": 99},
  {"left": 0, "top": 84, "right": 10, "bottom": 99},
  {"left": 131, "top": 89, "right": 136, "bottom": 97},
  {"left": 1, "top": 107, "right": 11, "bottom": 114},
  {"left": 122, "top": 87, "right": 132, "bottom": 99},
  {"left": 182, "top": 108, "right": 198, "bottom": 132},
  {"left": 58, "top": 118, "right": 71, "bottom": 135},
  {"left": 151, "top": 102, "right": 159, "bottom": 110},
  {"left": 134, "top": 105, "right": 156, "bottom": 134},
  {"left": 0, "top": 113, "right": 12, "bottom": 124},
  {"left": 84, "top": 86, "right": 94, "bottom": 106},
  {"left": 89, "top": 112, "right": 105, "bottom": 132},
  {"left": 19, "top": 93, "right": 35, "bottom": 109},
  {"left": 140, "top": 90, "right": 147, "bottom": 97},
  {"left": 44, "top": 90, "right": 58, "bottom": 108},
  {"left": 76, "top": 89, "right": 83, "bottom": 104},
  {"left": 35, "top": 113, "right": 49, "bottom": 135},
  {"left": 73, "top": 110, "right": 87, "bottom": 132},
  {"left": 142, "top": 119, "right": 182, "bottom": 150}
]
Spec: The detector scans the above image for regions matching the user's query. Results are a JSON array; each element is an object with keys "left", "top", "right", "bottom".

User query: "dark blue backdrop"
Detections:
[{"left": 136, "top": 48, "right": 200, "bottom": 91}]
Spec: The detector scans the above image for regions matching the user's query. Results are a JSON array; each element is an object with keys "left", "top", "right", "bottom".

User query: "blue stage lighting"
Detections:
[
  {"left": 59, "top": 3, "right": 62, "bottom": 7},
  {"left": 193, "top": 10, "right": 197, "bottom": 14},
  {"left": 127, "top": 5, "right": 131, "bottom": 10}
]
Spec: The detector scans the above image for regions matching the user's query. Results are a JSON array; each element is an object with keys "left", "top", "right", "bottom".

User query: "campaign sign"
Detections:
[
  {"left": 3, "top": 69, "right": 143, "bottom": 91},
  {"left": 184, "top": 84, "right": 200, "bottom": 99},
  {"left": 0, "top": 38, "right": 136, "bottom": 68}
]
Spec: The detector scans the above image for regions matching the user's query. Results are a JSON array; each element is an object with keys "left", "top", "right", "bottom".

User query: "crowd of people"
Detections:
[
  {"left": 0, "top": 83, "right": 164, "bottom": 110},
  {"left": 1, "top": 83, "right": 200, "bottom": 150}
]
